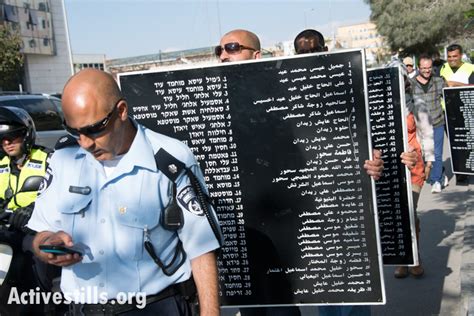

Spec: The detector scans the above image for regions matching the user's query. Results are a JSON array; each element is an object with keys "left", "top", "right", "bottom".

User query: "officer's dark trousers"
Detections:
[
  {"left": 0, "top": 229, "right": 45, "bottom": 315},
  {"left": 69, "top": 293, "right": 192, "bottom": 316}
]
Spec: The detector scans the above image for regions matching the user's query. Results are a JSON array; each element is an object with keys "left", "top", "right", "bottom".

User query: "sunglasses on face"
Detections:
[
  {"left": 214, "top": 42, "right": 257, "bottom": 57},
  {"left": 63, "top": 99, "right": 122, "bottom": 139},
  {"left": 0, "top": 129, "right": 26, "bottom": 142}
]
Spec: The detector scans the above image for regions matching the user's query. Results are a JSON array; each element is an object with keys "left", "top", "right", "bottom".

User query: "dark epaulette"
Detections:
[
  {"left": 154, "top": 148, "right": 186, "bottom": 181},
  {"left": 54, "top": 135, "right": 79, "bottom": 150},
  {"left": 32, "top": 144, "right": 53, "bottom": 154}
]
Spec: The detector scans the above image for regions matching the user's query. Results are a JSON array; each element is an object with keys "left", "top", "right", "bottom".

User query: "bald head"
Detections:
[
  {"left": 63, "top": 69, "right": 122, "bottom": 115},
  {"left": 223, "top": 29, "right": 261, "bottom": 51},
  {"left": 62, "top": 69, "right": 135, "bottom": 161},
  {"left": 218, "top": 29, "right": 261, "bottom": 62}
]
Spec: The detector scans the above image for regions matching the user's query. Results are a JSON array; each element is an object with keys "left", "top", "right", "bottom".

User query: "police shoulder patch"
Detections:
[
  {"left": 176, "top": 185, "right": 204, "bottom": 216},
  {"left": 38, "top": 166, "right": 53, "bottom": 195},
  {"left": 55, "top": 135, "right": 79, "bottom": 150}
]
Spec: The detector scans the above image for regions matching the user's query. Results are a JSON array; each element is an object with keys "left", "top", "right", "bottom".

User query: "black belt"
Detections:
[{"left": 79, "top": 278, "right": 196, "bottom": 315}]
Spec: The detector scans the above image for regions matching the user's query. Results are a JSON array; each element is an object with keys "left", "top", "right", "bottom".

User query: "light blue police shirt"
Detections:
[{"left": 28, "top": 121, "right": 221, "bottom": 302}]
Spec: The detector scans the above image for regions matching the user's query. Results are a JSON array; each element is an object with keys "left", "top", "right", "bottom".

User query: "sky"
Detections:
[{"left": 64, "top": 0, "right": 371, "bottom": 60}]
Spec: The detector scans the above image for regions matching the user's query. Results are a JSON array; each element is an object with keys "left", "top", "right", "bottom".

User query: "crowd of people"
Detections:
[
  {"left": 0, "top": 27, "right": 472, "bottom": 316},
  {"left": 402, "top": 44, "right": 474, "bottom": 192}
]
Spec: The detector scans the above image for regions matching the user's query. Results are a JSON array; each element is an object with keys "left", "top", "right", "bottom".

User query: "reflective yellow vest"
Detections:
[
  {"left": 0, "top": 147, "right": 49, "bottom": 210},
  {"left": 440, "top": 62, "right": 474, "bottom": 82}
]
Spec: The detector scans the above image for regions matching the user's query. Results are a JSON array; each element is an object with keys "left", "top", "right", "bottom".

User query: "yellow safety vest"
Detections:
[
  {"left": 0, "top": 147, "right": 49, "bottom": 210},
  {"left": 440, "top": 62, "right": 474, "bottom": 82}
]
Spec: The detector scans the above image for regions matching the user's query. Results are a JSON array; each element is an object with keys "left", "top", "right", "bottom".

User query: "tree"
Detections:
[
  {"left": 465, "top": 3, "right": 474, "bottom": 29},
  {"left": 366, "top": 0, "right": 472, "bottom": 55},
  {"left": 0, "top": 26, "right": 24, "bottom": 91}
]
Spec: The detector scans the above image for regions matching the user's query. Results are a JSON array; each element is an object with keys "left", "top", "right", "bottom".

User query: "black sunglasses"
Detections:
[
  {"left": 0, "top": 129, "right": 26, "bottom": 142},
  {"left": 63, "top": 99, "right": 122, "bottom": 139},
  {"left": 215, "top": 42, "right": 257, "bottom": 57}
]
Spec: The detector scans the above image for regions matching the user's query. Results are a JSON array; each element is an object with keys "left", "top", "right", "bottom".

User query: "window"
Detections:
[
  {"left": 28, "top": 9, "right": 38, "bottom": 25},
  {"left": 19, "top": 98, "right": 63, "bottom": 131},
  {"left": 43, "top": 38, "right": 49, "bottom": 46},
  {"left": 29, "top": 39, "right": 36, "bottom": 48},
  {"left": 4, "top": 4, "right": 19, "bottom": 23},
  {"left": 42, "top": 19, "right": 45, "bottom": 28},
  {"left": 0, "top": 98, "right": 63, "bottom": 131},
  {"left": 50, "top": 98, "right": 64, "bottom": 120},
  {"left": 38, "top": 2, "right": 49, "bottom": 12},
  {"left": 10, "top": 22, "right": 19, "bottom": 30}
]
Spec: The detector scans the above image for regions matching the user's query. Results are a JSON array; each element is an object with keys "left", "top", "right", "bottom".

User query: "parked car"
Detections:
[{"left": 0, "top": 94, "right": 67, "bottom": 149}]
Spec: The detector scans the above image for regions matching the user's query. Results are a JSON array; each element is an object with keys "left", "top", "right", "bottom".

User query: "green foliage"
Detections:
[
  {"left": 366, "top": 0, "right": 472, "bottom": 55},
  {"left": 465, "top": 3, "right": 474, "bottom": 18},
  {"left": 464, "top": 3, "right": 474, "bottom": 29},
  {"left": 0, "top": 26, "right": 24, "bottom": 91}
]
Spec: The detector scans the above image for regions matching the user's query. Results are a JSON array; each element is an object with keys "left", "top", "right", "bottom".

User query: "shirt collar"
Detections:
[{"left": 119, "top": 120, "right": 157, "bottom": 172}]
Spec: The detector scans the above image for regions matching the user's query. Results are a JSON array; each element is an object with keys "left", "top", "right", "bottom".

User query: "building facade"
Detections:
[
  {"left": 106, "top": 45, "right": 279, "bottom": 79},
  {"left": 336, "top": 21, "right": 387, "bottom": 64},
  {"left": 73, "top": 53, "right": 106, "bottom": 73},
  {"left": 1, "top": 0, "right": 72, "bottom": 93},
  {"left": 106, "top": 47, "right": 218, "bottom": 78}
]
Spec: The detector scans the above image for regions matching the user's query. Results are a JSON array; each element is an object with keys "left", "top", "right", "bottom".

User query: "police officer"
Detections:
[
  {"left": 28, "top": 69, "right": 222, "bottom": 316},
  {"left": 0, "top": 106, "right": 53, "bottom": 314},
  {"left": 0, "top": 107, "right": 49, "bottom": 225}
]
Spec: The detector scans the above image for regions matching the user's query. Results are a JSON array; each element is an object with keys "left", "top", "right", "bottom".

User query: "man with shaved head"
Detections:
[
  {"left": 215, "top": 29, "right": 261, "bottom": 62},
  {"left": 28, "top": 69, "right": 222, "bottom": 315}
]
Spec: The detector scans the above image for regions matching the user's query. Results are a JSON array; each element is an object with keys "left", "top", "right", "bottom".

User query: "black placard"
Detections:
[
  {"left": 444, "top": 86, "right": 474, "bottom": 175},
  {"left": 119, "top": 50, "right": 385, "bottom": 306},
  {"left": 367, "top": 67, "right": 417, "bottom": 265}
]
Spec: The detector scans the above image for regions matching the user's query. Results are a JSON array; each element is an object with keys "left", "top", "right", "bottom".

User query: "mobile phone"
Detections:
[{"left": 39, "top": 245, "right": 83, "bottom": 256}]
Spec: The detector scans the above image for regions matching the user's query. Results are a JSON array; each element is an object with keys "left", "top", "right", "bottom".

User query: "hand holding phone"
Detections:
[{"left": 39, "top": 244, "right": 83, "bottom": 256}]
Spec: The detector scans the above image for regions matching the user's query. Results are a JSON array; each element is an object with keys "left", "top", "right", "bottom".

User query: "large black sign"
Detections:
[
  {"left": 444, "top": 87, "right": 474, "bottom": 175},
  {"left": 119, "top": 50, "right": 385, "bottom": 306},
  {"left": 367, "top": 67, "right": 417, "bottom": 265}
]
